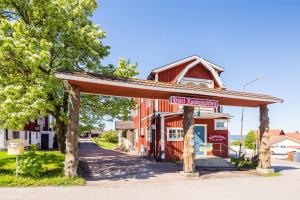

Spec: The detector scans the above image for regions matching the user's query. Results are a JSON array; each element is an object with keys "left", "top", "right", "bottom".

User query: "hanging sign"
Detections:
[
  {"left": 208, "top": 134, "right": 227, "bottom": 143},
  {"left": 199, "top": 143, "right": 213, "bottom": 152},
  {"left": 169, "top": 96, "right": 218, "bottom": 108}
]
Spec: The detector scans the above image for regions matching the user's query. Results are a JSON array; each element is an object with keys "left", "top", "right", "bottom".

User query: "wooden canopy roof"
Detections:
[{"left": 55, "top": 70, "right": 283, "bottom": 108}]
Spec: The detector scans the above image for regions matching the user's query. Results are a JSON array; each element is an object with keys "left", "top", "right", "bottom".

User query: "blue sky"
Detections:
[{"left": 92, "top": 0, "right": 300, "bottom": 134}]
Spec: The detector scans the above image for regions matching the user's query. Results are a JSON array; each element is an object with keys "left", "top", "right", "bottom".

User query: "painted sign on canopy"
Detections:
[{"left": 169, "top": 96, "right": 218, "bottom": 108}]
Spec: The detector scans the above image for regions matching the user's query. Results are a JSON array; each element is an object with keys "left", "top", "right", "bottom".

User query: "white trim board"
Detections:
[
  {"left": 176, "top": 58, "right": 223, "bottom": 88},
  {"left": 152, "top": 56, "right": 224, "bottom": 73}
]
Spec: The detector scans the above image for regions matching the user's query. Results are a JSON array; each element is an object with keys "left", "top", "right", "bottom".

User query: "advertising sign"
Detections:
[
  {"left": 208, "top": 135, "right": 227, "bottom": 143},
  {"left": 199, "top": 143, "right": 213, "bottom": 152},
  {"left": 169, "top": 96, "right": 218, "bottom": 108}
]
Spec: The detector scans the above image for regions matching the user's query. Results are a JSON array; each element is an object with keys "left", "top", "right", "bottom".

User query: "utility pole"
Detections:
[{"left": 239, "top": 76, "right": 266, "bottom": 158}]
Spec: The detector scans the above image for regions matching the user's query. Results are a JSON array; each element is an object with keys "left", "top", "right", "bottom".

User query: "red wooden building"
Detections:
[{"left": 133, "top": 56, "right": 232, "bottom": 161}]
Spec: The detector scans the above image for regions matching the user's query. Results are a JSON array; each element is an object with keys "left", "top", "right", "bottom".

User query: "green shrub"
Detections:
[
  {"left": 18, "top": 145, "right": 44, "bottom": 177},
  {"left": 244, "top": 130, "right": 256, "bottom": 150},
  {"left": 231, "top": 157, "right": 258, "bottom": 169},
  {"left": 101, "top": 130, "right": 118, "bottom": 143},
  {"left": 230, "top": 141, "right": 241, "bottom": 146}
]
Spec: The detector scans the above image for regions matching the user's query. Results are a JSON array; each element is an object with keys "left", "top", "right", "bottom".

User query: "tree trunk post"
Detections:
[
  {"left": 64, "top": 84, "right": 80, "bottom": 177},
  {"left": 257, "top": 104, "right": 274, "bottom": 174},
  {"left": 182, "top": 106, "right": 196, "bottom": 174},
  {"left": 118, "top": 130, "right": 122, "bottom": 146}
]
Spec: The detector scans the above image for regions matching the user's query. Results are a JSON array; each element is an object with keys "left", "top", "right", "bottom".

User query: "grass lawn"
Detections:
[
  {"left": 0, "top": 150, "right": 85, "bottom": 187},
  {"left": 92, "top": 137, "right": 117, "bottom": 150}
]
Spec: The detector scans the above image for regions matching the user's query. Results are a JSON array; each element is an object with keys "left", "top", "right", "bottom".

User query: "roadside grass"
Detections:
[
  {"left": 92, "top": 137, "right": 117, "bottom": 150},
  {"left": 260, "top": 172, "right": 282, "bottom": 177},
  {"left": 0, "top": 175, "right": 85, "bottom": 187},
  {"left": 0, "top": 151, "right": 85, "bottom": 187}
]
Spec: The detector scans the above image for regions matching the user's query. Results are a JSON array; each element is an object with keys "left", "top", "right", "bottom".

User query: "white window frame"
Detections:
[
  {"left": 146, "top": 99, "right": 151, "bottom": 108},
  {"left": 214, "top": 119, "right": 228, "bottom": 130},
  {"left": 146, "top": 126, "right": 152, "bottom": 143},
  {"left": 135, "top": 129, "right": 139, "bottom": 141},
  {"left": 180, "top": 77, "right": 214, "bottom": 88},
  {"left": 167, "top": 128, "right": 184, "bottom": 142}
]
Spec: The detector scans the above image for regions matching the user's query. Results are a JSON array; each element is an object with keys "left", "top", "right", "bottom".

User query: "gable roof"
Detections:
[
  {"left": 254, "top": 129, "right": 285, "bottom": 137},
  {"left": 175, "top": 58, "right": 223, "bottom": 88},
  {"left": 151, "top": 55, "right": 224, "bottom": 74}
]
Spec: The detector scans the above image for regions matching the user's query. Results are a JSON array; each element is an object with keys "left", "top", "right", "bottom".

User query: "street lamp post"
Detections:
[{"left": 239, "top": 76, "right": 266, "bottom": 158}]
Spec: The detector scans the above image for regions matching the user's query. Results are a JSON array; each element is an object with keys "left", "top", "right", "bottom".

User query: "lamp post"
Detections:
[{"left": 239, "top": 76, "right": 266, "bottom": 158}]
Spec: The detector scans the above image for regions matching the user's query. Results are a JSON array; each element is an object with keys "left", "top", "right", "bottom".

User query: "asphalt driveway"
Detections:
[{"left": 78, "top": 139, "right": 181, "bottom": 183}]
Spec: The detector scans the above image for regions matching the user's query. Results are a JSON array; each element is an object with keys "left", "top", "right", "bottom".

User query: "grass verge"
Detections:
[
  {"left": 92, "top": 137, "right": 117, "bottom": 150},
  {"left": 0, "top": 175, "right": 85, "bottom": 187},
  {"left": 0, "top": 150, "right": 85, "bottom": 187},
  {"left": 260, "top": 172, "right": 282, "bottom": 177}
]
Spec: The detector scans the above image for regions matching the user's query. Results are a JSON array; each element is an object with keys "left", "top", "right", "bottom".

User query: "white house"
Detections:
[{"left": 0, "top": 115, "right": 55, "bottom": 150}]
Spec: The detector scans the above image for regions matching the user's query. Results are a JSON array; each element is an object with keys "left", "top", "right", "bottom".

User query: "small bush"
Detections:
[
  {"left": 231, "top": 157, "right": 258, "bottom": 169},
  {"left": 18, "top": 145, "right": 44, "bottom": 178},
  {"left": 101, "top": 130, "right": 118, "bottom": 143}
]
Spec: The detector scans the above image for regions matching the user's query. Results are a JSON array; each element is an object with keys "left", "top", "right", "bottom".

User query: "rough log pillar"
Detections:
[
  {"left": 257, "top": 104, "right": 273, "bottom": 173},
  {"left": 64, "top": 84, "right": 80, "bottom": 177},
  {"left": 118, "top": 130, "right": 122, "bottom": 146},
  {"left": 182, "top": 106, "right": 195, "bottom": 173}
]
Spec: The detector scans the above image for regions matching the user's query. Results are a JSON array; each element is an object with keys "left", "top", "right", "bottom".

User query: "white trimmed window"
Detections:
[
  {"left": 167, "top": 128, "right": 184, "bottom": 141},
  {"left": 135, "top": 130, "right": 139, "bottom": 141},
  {"left": 214, "top": 119, "right": 228, "bottom": 130},
  {"left": 146, "top": 99, "right": 151, "bottom": 108},
  {"left": 146, "top": 126, "right": 152, "bottom": 142},
  {"left": 140, "top": 128, "right": 145, "bottom": 136}
]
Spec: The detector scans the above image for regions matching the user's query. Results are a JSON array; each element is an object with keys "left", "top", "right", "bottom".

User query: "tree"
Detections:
[
  {"left": 244, "top": 130, "right": 256, "bottom": 150},
  {"left": 0, "top": 0, "right": 138, "bottom": 155}
]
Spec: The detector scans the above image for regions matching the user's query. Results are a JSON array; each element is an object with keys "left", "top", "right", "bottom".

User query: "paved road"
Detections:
[{"left": 1, "top": 142, "right": 300, "bottom": 200}]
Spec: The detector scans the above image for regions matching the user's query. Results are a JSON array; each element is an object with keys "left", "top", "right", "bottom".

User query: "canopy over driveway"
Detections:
[
  {"left": 55, "top": 70, "right": 283, "bottom": 177},
  {"left": 56, "top": 70, "right": 282, "bottom": 107}
]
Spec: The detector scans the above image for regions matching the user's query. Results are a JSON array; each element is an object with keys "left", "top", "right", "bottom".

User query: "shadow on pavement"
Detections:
[
  {"left": 273, "top": 165, "right": 299, "bottom": 172},
  {"left": 78, "top": 140, "right": 181, "bottom": 181}
]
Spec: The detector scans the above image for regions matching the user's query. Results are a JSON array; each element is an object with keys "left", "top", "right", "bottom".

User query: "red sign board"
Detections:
[
  {"left": 208, "top": 134, "right": 227, "bottom": 143},
  {"left": 169, "top": 96, "right": 218, "bottom": 108}
]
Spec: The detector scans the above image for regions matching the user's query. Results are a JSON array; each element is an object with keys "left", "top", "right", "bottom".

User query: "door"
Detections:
[
  {"left": 194, "top": 125, "right": 206, "bottom": 156},
  {"left": 41, "top": 134, "right": 49, "bottom": 150}
]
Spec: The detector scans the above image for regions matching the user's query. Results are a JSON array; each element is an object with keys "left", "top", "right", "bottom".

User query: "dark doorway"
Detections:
[
  {"left": 41, "top": 134, "right": 49, "bottom": 150},
  {"left": 29, "top": 132, "right": 31, "bottom": 145}
]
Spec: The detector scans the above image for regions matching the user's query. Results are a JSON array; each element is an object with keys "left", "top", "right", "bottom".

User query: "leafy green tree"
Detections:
[
  {"left": 244, "top": 130, "right": 256, "bottom": 150},
  {"left": 0, "top": 0, "right": 138, "bottom": 153}
]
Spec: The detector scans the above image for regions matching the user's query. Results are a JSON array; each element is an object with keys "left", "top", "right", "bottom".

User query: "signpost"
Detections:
[
  {"left": 169, "top": 96, "right": 218, "bottom": 108},
  {"left": 7, "top": 139, "right": 24, "bottom": 176}
]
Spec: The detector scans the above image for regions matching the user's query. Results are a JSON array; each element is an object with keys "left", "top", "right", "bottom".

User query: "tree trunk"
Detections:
[
  {"left": 258, "top": 105, "right": 271, "bottom": 169},
  {"left": 182, "top": 106, "right": 195, "bottom": 173},
  {"left": 64, "top": 84, "right": 80, "bottom": 177},
  {"left": 52, "top": 91, "right": 69, "bottom": 154},
  {"left": 56, "top": 119, "right": 66, "bottom": 154}
]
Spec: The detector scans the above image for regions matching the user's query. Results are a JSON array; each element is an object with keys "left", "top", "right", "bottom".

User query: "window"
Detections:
[
  {"left": 181, "top": 77, "right": 214, "bottom": 88},
  {"left": 135, "top": 130, "right": 139, "bottom": 141},
  {"left": 36, "top": 132, "right": 39, "bottom": 139},
  {"left": 167, "top": 128, "right": 184, "bottom": 141},
  {"left": 146, "top": 127, "right": 152, "bottom": 142},
  {"left": 146, "top": 99, "right": 151, "bottom": 108},
  {"left": 12, "top": 131, "right": 20, "bottom": 139},
  {"left": 214, "top": 119, "right": 228, "bottom": 130},
  {"left": 140, "top": 128, "right": 144, "bottom": 136}
]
